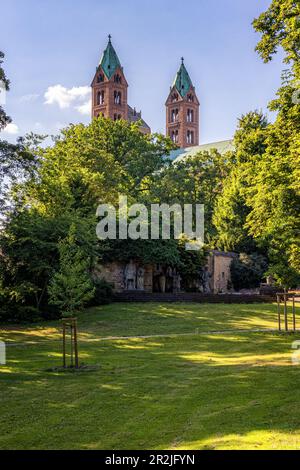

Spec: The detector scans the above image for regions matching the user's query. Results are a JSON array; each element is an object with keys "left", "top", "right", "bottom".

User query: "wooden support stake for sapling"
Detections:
[
  {"left": 63, "top": 322, "right": 66, "bottom": 368},
  {"left": 74, "top": 319, "right": 79, "bottom": 369},
  {"left": 284, "top": 293, "right": 288, "bottom": 332},
  {"left": 70, "top": 322, "right": 74, "bottom": 367},
  {"left": 277, "top": 295, "right": 281, "bottom": 331},
  {"left": 293, "top": 295, "right": 296, "bottom": 332},
  {"left": 61, "top": 317, "right": 79, "bottom": 369}
]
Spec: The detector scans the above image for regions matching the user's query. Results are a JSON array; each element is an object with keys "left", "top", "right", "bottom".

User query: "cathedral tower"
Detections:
[
  {"left": 91, "top": 35, "right": 128, "bottom": 121},
  {"left": 166, "top": 59, "right": 200, "bottom": 148},
  {"left": 91, "top": 36, "right": 151, "bottom": 133}
]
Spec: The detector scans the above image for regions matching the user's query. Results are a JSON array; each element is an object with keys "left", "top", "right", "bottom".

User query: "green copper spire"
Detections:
[
  {"left": 172, "top": 58, "right": 193, "bottom": 97},
  {"left": 99, "top": 35, "right": 122, "bottom": 79}
]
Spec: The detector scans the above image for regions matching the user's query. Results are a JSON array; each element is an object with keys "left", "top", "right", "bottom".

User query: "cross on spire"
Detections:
[
  {"left": 181, "top": 57, "right": 184, "bottom": 64},
  {"left": 108, "top": 34, "right": 112, "bottom": 42}
]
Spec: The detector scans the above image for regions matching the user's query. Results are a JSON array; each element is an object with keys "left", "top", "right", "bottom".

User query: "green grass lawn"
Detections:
[
  {"left": 1, "top": 302, "right": 300, "bottom": 450},
  {"left": 0, "top": 302, "right": 288, "bottom": 344}
]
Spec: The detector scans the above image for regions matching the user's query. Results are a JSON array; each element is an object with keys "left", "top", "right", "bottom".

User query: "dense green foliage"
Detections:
[
  {"left": 0, "top": 137, "right": 39, "bottom": 216},
  {"left": 0, "top": 116, "right": 206, "bottom": 320},
  {"left": 213, "top": 0, "right": 300, "bottom": 287},
  {"left": 149, "top": 149, "right": 230, "bottom": 241},
  {"left": 230, "top": 253, "right": 268, "bottom": 291},
  {"left": 0, "top": 52, "right": 39, "bottom": 219},
  {"left": 213, "top": 111, "right": 269, "bottom": 253},
  {"left": 253, "top": 0, "right": 300, "bottom": 73},
  {"left": 91, "top": 278, "right": 113, "bottom": 305},
  {"left": 0, "top": 51, "right": 11, "bottom": 131},
  {"left": 48, "top": 225, "right": 95, "bottom": 316},
  {"left": 23, "top": 118, "right": 174, "bottom": 215}
]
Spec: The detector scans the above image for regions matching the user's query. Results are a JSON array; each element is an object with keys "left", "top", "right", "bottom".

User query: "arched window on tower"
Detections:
[
  {"left": 171, "top": 130, "right": 179, "bottom": 144},
  {"left": 114, "top": 74, "right": 122, "bottom": 84},
  {"left": 187, "top": 130, "right": 194, "bottom": 145},
  {"left": 171, "top": 92, "right": 179, "bottom": 102},
  {"left": 187, "top": 109, "right": 194, "bottom": 123},
  {"left": 97, "top": 74, "right": 104, "bottom": 83},
  {"left": 187, "top": 94, "right": 194, "bottom": 102},
  {"left": 171, "top": 108, "right": 179, "bottom": 123},
  {"left": 97, "top": 90, "right": 105, "bottom": 105},
  {"left": 114, "top": 91, "right": 122, "bottom": 105}
]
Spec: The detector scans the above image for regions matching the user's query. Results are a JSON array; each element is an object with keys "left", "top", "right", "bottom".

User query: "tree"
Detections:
[
  {"left": 0, "top": 51, "right": 11, "bottom": 131},
  {"left": 49, "top": 225, "right": 95, "bottom": 317},
  {"left": 214, "top": 93, "right": 300, "bottom": 284},
  {"left": 21, "top": 116, "right": 174, "bottom": 218},
  {"left": 0, "top": 135, "right": 41, "bottom": 221},
  {"left": 253, "top": 0, "right": 300, "bottom": 76},
  {"left": 233, "top": 111, "right": 269, "bottom": 164},
  {"left": 149, "top": 148, "right": 230, "bottom": 242},
  {"left": 0, "top": 118, "right": 175, "bottom": 321},
  {"left": 230, "top": 253, "right": 268, "bottom": 291},
  {"left": 213, "top": 2, "right": 300, "bottom": 286},
  {"left": 244, "top": 78, "right": 300, "bottom": 282},
  {"left": 0, "top": 209, "right": 97, "bottom": 319},
  {"left": 213, "top": 170, "right": 255, "bottom": 252},
  {"left": 0, "top": 50, "right": 41, "bottom": 221},
  {"left": 213, "top": 111, "right": 269, "bottom": 253}
]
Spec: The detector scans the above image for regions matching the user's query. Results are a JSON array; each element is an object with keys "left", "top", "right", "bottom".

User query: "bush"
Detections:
[
  {"left": 266, "top": 262, "right": 300, "bottom": 289},
  {"left": 0, "top": 295, "right": 41, "bottom": 323},
  {"left": 91, "top": 278, "right": 113, "bottom": 305},
  {"left": 230, "top": 253, "right": 268, "bottom": 291}
]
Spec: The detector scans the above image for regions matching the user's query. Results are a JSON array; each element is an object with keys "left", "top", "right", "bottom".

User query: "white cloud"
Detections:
[
  {"left": 44, "top": 85, "right": 91, "bottom": 109},
  {"left": 76, "top": 99, "right": 91, "bottom": 116},
  {"left": 3, "top": 123, "right": 19, "bottom": 134}
]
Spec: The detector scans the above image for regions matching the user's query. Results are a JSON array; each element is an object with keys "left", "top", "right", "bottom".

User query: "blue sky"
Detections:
[{"left": 1, "top": 0, "right": 284, "bottom": 144}]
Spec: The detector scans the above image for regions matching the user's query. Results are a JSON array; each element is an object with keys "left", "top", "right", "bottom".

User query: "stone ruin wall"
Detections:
[
  {"left": 95, "top": 261, "right": 153, "bottom": 292},
  {"left": 95, "top": 253, "right": 236, "bottom": 294}
]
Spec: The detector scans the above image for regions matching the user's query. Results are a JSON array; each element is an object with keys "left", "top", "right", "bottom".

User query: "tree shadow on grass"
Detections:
[
  {"left": 2, "top": 302, "right": 300, "bottom": 344},
  {"left": 1, "top": 331, "right": 300, "bottom": 449}
]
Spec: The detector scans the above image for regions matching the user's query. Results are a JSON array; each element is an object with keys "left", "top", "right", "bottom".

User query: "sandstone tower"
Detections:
[
  {"left": 91, "top": 36, "right": 150, "bottom": 133},
  {"left": 165, "top": 58, "right": 199, "bottom": 148}
]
